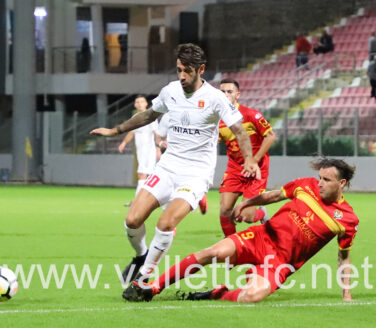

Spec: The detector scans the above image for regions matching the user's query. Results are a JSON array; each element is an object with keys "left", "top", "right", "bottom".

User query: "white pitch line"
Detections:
[{"left": 1, "top": 301, "right": 376, "bottom": 315}]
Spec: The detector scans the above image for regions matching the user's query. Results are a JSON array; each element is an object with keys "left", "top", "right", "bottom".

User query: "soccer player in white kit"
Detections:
[
  {"left": 118, "top": 95, "right": 158, "bottom": 196},
  {"left": 155, "top": 113, "right": 208, "bottom": 214},
  {"left": 90, "top": 43, "right": 261, "bottom": 300}
]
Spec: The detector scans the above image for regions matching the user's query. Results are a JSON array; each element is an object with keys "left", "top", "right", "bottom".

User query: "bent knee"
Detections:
[
  {"left": 156, "top": 219, "right": 176, "bottom": 231},
  {"left": 196, "top": 247, "right": 228, "bottom": 264},
  {"left": 126, "top": 213, "right": 145, "bottom": 229},
  {"left": 156, "top": 216, "right": 178, "bottom": 231},
  {"left": 220, "top": 207, "right": 233, "bottom": 217}
]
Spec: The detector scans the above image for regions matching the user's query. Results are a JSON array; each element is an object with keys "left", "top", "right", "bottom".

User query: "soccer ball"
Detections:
[{"left": 0, "top": 266, "right": 18, "bottom": 301}]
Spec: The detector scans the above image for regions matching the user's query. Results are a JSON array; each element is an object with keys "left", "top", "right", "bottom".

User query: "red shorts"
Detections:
[
  {"left": 219, "top": 169, "right": 267, "bottom": 199},
  {"left": 228, "top": 225, "right": 293, "bottom": 293}
]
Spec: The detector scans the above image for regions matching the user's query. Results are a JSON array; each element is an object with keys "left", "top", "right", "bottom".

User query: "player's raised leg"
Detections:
[{"left": 122, "top": 188, "right": 160, "bottom": 282}]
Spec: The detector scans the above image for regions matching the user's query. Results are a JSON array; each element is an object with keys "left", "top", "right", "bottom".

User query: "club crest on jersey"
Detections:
[
  {"left": 198, "top": 100, "right": 205, "bottom": 108},
  {"left": 333, "top": 210, "right": 343, "bottom": 220},
  {"left": 180, "top": 111, "right": 190, "bottom": 126}
]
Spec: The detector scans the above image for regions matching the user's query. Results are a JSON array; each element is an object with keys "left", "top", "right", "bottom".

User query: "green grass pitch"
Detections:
[{"left": 1, "top": 185, "right": 376, "bottom": 327}]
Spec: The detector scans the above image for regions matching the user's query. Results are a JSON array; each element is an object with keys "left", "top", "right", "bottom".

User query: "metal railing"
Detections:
[
  {"left": 271, "top": 107, "right": 376, "bottom": 157},
  {"left": 61, "top": 51, "right": 365, "bottom": 154},
  {"left": 62, "top": 66, "right": 177, "bottom": 153}
]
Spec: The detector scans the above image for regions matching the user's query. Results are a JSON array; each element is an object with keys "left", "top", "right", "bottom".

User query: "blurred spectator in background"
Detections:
[
  {"left": 368, "top": 32, "right": 376, "bottom": 60},
  {"left": 313, "top": 30, "right": 334, "bottom": 55},
  {"left": 367, "top": 57, "right": 376, "bottom": 98},
  {"left": 77, "top": 37, "right": 91, "bottom": 73},
  {"left": 296, "top": 33, "right": 312, "bottom": 68}
]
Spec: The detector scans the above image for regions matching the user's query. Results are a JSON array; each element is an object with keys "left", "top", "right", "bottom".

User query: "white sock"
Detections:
[
  {"left": 124, "top": 221, "right": 148, "bottom": 257},
  {"left": 135, "top": 179, "right": 146, "bottom": 196},
  {"left": 140, "top": 227, "right": 174, "bottom": 276}
]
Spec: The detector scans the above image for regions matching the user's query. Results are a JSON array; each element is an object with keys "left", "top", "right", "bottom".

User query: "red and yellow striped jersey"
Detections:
[
  {"left": 219, "top": 104, "right": 272, "bottom": 171},
  {"left": 267, "top": 177, "right": 358, "bottom": 270}
]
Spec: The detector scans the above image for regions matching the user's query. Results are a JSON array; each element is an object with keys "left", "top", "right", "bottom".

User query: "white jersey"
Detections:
[
  {"left": 133, "top": 121, "right": 158, "bottom": 174},
  {"left": 157, "top": 113, "right": 169, "bottom": 138},
  {"left": 151, "top": 80, "right": 242, "bottom": 183}
]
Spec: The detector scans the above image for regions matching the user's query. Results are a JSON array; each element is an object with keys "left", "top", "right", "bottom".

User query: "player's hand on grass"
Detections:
[
  {"left": 90, "top": 127, "right": 117, "bottom": 137},
  {"left": 342, "top": 290, "right": 352, "bottom": 302},
  {"left": 241, "top": 157, "right": 261, "bottom": 180}
]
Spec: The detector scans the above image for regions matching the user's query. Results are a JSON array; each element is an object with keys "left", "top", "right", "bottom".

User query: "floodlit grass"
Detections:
[{"left": 0, "top": 185, "right": 375, "bottom": 327}]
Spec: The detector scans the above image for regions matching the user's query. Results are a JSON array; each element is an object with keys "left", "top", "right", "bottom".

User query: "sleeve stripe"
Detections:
[{"left": 262, "top": 127, "right": 273, "bottom": 136}]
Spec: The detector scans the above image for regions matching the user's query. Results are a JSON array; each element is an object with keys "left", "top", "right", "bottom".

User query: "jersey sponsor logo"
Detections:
[
  {"left": 333, "top": 210, "right": 343, "bottom": 220},
  {"left": 198, "top": 100, "right": 205, "bottom": 108},
  {"left": 172, "top": 126, "right": 201, "bottom": 135},
  {"left": 229, "top": 103, "right": 236, "bottom": 111},
  {"left": 255, "top": 113, "right": 262, "bottom": 119},
  {"left": 302, "top": 211, "right": 315, "bottom": 224},
  {"left": 289, "top": 210, "right": 318, "bottom": 241}
]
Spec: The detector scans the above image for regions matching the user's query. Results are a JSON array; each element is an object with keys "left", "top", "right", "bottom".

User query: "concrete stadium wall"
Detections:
[
  {"left": 43, "top": 154, "right": 136, "bottom": 186},
  {"left": 1, "top": 154, "right": 375, "bottom": 191}
]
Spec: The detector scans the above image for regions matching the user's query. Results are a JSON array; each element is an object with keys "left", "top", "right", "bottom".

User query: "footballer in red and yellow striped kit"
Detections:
[
  {"left": 219, "top": 104, "right": 272, "bottom": 198},
  {"left": 127, "top": 159, "right": 358, "bottom": 304},
  {"left": 218, "top": 78, "right": 275, "bottom": 237},
  {"left": 230, "top": 176, "right": 358, "bottom": 292}
]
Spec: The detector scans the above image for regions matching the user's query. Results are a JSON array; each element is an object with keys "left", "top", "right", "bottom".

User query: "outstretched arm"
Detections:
[
  {"left": 90, "top": 109, "right": 162, "bottom": 137},
  {"left": 233, "top": 190, "right": 286, "bottom": 222},
  {"left": 229, "top": 121, "right": 261, "bottom": 179},
  {"left": 338, "top": 249, "right": 352, "bottom": 302}
]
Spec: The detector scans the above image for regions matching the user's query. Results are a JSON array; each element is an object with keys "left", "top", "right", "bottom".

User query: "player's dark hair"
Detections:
[
  {"left": 220, "top": 78, "right": 240, "bottom": 91},
  {"left": 135, "top": 94, "right": 147, "bottom": 101},
  {"left": 311, "top": 158, "right": 356, "bottom": 187},
  {"left": 176, "top": 43, "right": 207, "bottom": 71}
]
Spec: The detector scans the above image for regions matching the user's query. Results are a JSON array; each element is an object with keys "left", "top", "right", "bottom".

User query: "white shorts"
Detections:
[
  {"left": 136, "top": 148, "right": 156, "bottom": 175},
  {"left": 141, "top": 165, "right": 209, "bottom": 210}
]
